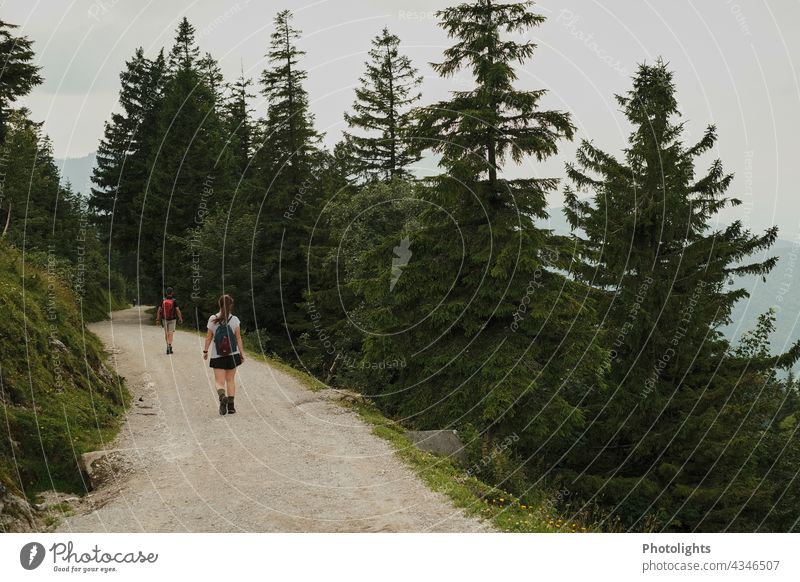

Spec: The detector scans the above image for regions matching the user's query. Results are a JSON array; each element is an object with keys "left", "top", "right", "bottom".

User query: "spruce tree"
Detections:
[
  {"left": 359, "top": 0, "right": 605, "bottom": 471},
  {"left": 562, "top": 60, "right": 800, "bottom": 531},
  {"left": 89, "top": 48, "right": 166, "bottom": 280},
  {"left": 249, "top": 9, "right": 321, "bottom": 350},
  {"left": 343, "top": 27, "right": 422, "bottom": 181},
  {"left": 1, "top": 111, "right": 61, "bottom": 244},
  {"left": 0, "top": 19, "right": 42, "bottom": 234},
  {"left": 198, "top": 51, "right": 225, "bottom": 104},
  {"left": 223, "top": 70, "right": 255, "bottom": 180},
  {"left": 138, "top": 20, "right": 232, "bottom": 299},
  {"left": 167, "top": 17, "right": 200, "bottom": 73},
  {"left": 0, "top": 20, "right": 42, "bottom": 146},
  {"left": 259, "top": 9, "right": 319, "bottom": 182}
]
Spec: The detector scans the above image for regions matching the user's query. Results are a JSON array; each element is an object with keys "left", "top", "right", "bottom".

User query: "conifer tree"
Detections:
[
  {"left": 138, "top": 20, "right": 232, "bottom": 298},
  {"left": 259, "top": 10, "right": 320, "bottom": 182},
  {"left": 343, "top": 27, "right": 422, "bottom": 181},
  {"left": 248, "top": 10, "right": 322, "bottom": 349},
  {"left": 0, "top": 19, "right": 42, "bottom": 233},
  {"left": 198, "top": 51, "right": 225, "bottom": 104},
  {"left": 167, "top": 17, "right": 200, "bottom": 73},
  {"left": 223, "top": 70, "right": 255, "bottom": 179},
  {"left": 1, "top": 111, "right": 61, "bottom": 244},
  {"left": 0, "top": 20, "right": 42, "bottom": 147},
  {"left": 89, "top": 48, "right": 166, "bottom": 280},
  {"left": 562, "top": 60, "right": 800, "bottom": 531},
  {"left": 359, "top": 0, "right": 605, "bottom": 463}
]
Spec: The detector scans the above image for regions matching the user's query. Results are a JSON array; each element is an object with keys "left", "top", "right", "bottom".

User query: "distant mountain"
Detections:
[
  {"left": 55, "top": 152, "right": 96, "bottom": 197},
  {"left": 724, "top": 238, "right": 800, "bottom": 358}
]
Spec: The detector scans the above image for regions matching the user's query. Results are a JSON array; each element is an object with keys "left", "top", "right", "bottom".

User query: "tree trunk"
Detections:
[
  {"left": 285, "top": 23, "right": 296, "bottom": 169},
  {"left": 485, "top": 0, "right": 498, "bottom": 189},
  {"left": 386, "top": 45, "right": 397, "bottom": 181},
  {"left": 1, "top": 202, "right": 11, "bottom": 238}
]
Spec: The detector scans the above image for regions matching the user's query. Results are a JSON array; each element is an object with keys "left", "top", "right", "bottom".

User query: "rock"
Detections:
[
  {"left": 405, "top": 430, "right": 468, "bottom": 465},
  {"left": 323, "top": 389, "right": 368, "bottom": 405},
  {"left": 0, "top": 487, "right": 39, "bottom": 532},
  {"left": 79, "top": 450, "right": 131, "bottom": 490},
  {"left": 96, "top": 362, "right": 116, "bottom": 384},
  {"left": 48, "top": 337, "right": 68, "bottom": 352}
]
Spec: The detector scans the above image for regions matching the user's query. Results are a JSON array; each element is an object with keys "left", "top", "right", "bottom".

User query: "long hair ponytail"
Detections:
[{"left": 213, "top": 294, "right": 234, "bottom": 325}]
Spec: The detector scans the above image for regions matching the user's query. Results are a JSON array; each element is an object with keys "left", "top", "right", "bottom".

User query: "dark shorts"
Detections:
[{"left": 209, "top": 353, "right": 242, "bottom": 370}]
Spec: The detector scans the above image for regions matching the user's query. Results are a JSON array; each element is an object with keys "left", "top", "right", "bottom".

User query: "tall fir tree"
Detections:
[
  {"left": 223, "top": 69, "right": 255, "bottom": 180},
  {"left": 1, "top": 111, "right": 63, "bottom": 245},
  {"left": 258, "top": 10, "right": 319, "bottom": 183},
  {"left": 562, "top": 60, "right": 800, "bottom": 531},
  {"left": 198, "top": 51, "right": 225, "bottom": 104},
  {"left": 89, "top": 48, "right": 166, "bottom": 281},
  {"left": 0, "top": 19, "right": 42, "bottom": 234},
  {"left": 359, "top": 0, "right": 606, "bottom": 470},
  {"left": 248, "top": 9, "right": 322, "bottom": 350},
  {"left": 167, "top": 17, "right": 200, "bottom": 73},
  {"left": 0, "top": 20, "right": 42, "bottom": 147},
  {"left": 138, "top": 19, "right": 232, "bottom": 300},
  {"left": 343, "top": 27, "right": 422, "bottom": 182}
]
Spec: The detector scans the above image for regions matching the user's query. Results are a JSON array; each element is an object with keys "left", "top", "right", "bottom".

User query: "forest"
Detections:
[{"left": 2, "top": 0, "right": 799, "bottom": 532}]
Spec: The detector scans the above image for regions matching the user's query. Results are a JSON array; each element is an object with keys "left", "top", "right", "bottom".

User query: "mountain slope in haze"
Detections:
[
  {"left": 55, "top": 152, "right": 96, "bottom": 196},
  {"left": 538, "top": 208, "right": 800, "bottom": 363},
  {"left": 723, "top": 238, "right": 800, "bottom": 359}
]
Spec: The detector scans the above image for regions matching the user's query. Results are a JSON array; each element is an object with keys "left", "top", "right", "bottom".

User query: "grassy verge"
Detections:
[
  {"left": 0, "top": 243, "right": 129, "bottom": 500},
  {"left": 348, "top": 399, "right": 591, "bottom": 533}
]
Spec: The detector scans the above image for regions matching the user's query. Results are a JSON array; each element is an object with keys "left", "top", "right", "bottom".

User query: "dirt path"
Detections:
[{"left": 57, "top": 307, "right": 490, "bottom": 532}]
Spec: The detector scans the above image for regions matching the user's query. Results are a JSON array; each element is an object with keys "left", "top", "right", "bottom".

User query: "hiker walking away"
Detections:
[
  {"left": 156, "top": 287, "right": 183, "bottom": 354},
  {"left": 203, "top": 294, "right": 245, "bottom": 415}
]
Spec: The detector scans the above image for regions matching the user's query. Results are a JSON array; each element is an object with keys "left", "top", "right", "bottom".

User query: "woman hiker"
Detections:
[{"left": 203, "top": 294, "right": 245, "bottom": 415}]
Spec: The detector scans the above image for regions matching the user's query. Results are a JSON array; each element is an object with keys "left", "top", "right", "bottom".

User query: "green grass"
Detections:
[
  {"left": 0, "top": 243, "right": 129, "bottom": 500},
  {"left": 40, "top": 502, "right": 75, "bottom": 529},
  {"left": 347, "top": 399, "right": 584, "bottom": 533},
  {"left": 244, "top": 347, "right": 326, "bottom": 392}
]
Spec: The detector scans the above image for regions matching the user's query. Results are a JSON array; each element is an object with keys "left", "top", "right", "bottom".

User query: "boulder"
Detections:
[
  {"left": 0, "top": 486, "right": 39, "bottom": 532},
  {"left": 79, "top": 450, "right": 131, "bottom": 490},
  {"left": 405, "top": 430, "right": 468, "bottom": 465},
  {"left": 48, "top": 337, "right": 68, "bottom": 352}
]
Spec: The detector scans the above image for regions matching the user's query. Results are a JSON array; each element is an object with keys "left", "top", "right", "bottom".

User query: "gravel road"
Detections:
[{"left": 57, "top": 307, "right": 490, "bottom": 532}]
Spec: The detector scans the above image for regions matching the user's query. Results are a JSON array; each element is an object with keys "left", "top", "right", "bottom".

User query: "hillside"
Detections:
[
  {"left": 539, "top": 208, "right": 800, "bottom": 362},
  {"left": 55, "top": 152, "right": 96, "bottom": 197},
  {"left": 0, "top": 243, "right": 128, "bottom": 531},
  {"left": 724, "top": 238, "right": 800, "bottom": 358}
]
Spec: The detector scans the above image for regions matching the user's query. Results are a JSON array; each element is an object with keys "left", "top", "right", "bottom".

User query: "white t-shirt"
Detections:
[{"left": 207, "top": 313, "right": 241, "bottom": 358}]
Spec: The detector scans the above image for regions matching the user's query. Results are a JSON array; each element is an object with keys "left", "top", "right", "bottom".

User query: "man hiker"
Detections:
[{"left": 156, "top": 287, "right": 183, "bottom": 354}]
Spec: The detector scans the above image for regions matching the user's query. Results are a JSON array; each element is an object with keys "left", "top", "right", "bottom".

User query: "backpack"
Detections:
[
  {"left": 162, "top": 298, "right": 176, "bottom": 320},
  {"left": 213, "top": 316, "right": 237, "bottom": 356}
]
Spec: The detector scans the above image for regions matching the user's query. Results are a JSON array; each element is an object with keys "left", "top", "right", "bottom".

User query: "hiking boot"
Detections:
[
  {"left": 218, "top": 394, "right": 228, "bottom": 416},
  {"left": 166, "top": 346, "right": 171, "bottom": 354},
  {"left": 227, "top": 397, "right": 236, "bottom": 414}
]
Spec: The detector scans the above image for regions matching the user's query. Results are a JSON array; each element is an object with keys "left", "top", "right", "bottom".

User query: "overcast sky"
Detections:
[{"left": 5, "top": 0, "right": 800, "bottom": 236}]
